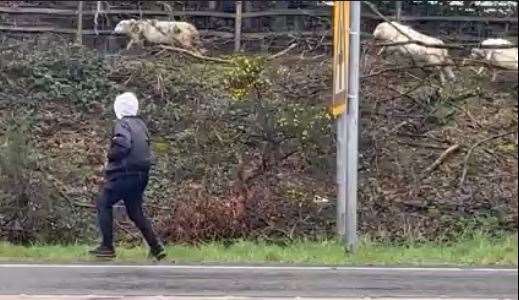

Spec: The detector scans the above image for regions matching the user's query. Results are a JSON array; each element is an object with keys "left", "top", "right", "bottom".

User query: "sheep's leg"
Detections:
[
  {"left": 439, "top": 73, "right": 446, "bottom": 84},
  {"left": 168, "top": 36, "right": 181, "bottom": 48},
  {"left": 437, "top": 67, "right": 447, "bottom": 84},
  {"left": 445, "top": 66, "right": 456, "bottom": 80},
  {"left": 126, "top": 39, "right": 135, "bottom": 50},
  {"left": 185, "top": 41, "right": 201, "bottom": 55},
  {"left": 192, "top": 33, "right": 206, "bottom": 54},
  {"left": 377, "top": 46, "right": 385, "bottom": 56},
  {"left": 491, "top": 69, "right": 498, "bottom": 82},
  {"left": 482, "top": 51, "right": 495, "bottom": 77},
  {"left": 469, "top": 66, "right": 480, "bottom": 73},
  {"left": 127, "top": 30, "right": 143, "bottom": 50}
]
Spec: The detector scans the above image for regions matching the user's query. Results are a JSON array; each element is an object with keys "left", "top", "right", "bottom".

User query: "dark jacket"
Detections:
[{"left": 105, "top": 116, "right": 154, "bottom": 179}]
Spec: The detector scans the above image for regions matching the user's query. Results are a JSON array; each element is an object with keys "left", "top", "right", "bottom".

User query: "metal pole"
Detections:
[
  {"left": 344, "top": 0, "right": 361, "bottom": 251},
  {"left": 335, "top": 1, "right": 350, "bottom": 240}
]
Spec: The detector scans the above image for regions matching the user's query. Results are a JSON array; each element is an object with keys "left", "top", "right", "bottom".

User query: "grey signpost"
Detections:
[{"left": 337, "top": 1, "right": 361, "bottom": 251}]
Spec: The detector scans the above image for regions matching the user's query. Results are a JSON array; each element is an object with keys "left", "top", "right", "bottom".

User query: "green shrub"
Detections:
[
  {"left": 1, "top": 42, "right": 114, "bottom": 106},
  {"left": 0, "top": 118, "right": 84, "bottom": 244}
]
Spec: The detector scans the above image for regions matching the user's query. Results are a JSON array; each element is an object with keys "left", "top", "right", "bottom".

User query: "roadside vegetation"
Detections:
[
  {"left": 1, "top": 35, "right": 517, "bottom": 258},
  {"left": 0, "top": 232, "right": 516, "bottom": 266}
]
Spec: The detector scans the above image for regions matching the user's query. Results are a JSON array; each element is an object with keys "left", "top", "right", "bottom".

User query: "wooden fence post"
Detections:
[
  {"left": 76, "top": 1, "right": 84, "bottom": 45},
  {"left": 94, "top": 1, "right": 102, "bottom": 35},
  {"left": 208, "top": 1, "right": 217, "bottom": 11},
  {"left": 395, "top": 1, "right": 402, "bottom": 22},
  {"left": 234, "top": 1, "right": 242, "bottom": 52}
]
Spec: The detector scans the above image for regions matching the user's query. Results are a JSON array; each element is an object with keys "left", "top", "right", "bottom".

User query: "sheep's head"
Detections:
[
  {"left": 372, "top": 23, "right": 389, "bottom": 41},
  {"left": 373, "top": 22, "right": 400, "bottom": 42},
  {"left": 114, "top": 19, "right": 136, "bottom": 34}
]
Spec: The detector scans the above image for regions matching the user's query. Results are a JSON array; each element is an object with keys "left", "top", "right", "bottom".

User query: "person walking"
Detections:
[{"left": 90, "top": 92, "right": 166, "bottom": 260}]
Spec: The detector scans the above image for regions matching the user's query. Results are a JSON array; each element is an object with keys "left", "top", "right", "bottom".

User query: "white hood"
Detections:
[{"left": 114, "top": 92, "right": 139, "bottom": 119}]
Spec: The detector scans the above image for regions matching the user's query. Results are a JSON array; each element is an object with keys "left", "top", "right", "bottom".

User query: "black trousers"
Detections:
[{"left": 96, "top": 171, "right": 160, "bottom": 249}]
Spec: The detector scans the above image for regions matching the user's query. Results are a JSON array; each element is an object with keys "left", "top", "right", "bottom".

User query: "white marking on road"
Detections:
[
  {"left": 0, "top": 263, "right": 516, "bottom": 273},
  {"left": 0, "top": 296, "right": 513, "bottom": 300}
]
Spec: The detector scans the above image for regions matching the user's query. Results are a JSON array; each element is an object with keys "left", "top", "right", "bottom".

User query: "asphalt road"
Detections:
[{"left": 0, "top": 264, "right": 517, "bottom": 299}]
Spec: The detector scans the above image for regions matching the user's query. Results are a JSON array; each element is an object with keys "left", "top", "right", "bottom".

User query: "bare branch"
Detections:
[
  {"left": 363, "top": 59, "right": 513, "bottom": 79},
  {"left": 0, "top": 43, "right": 23, "bottom": 52},
  {"left": 375, "top": 40, "right": 518, "bottom": 50},
  {"left": 159, "top": 42, "right": 298, "bottom": 63},
  {"left": 266, "top": 43, "right": 298, "bottom": 60},
  {"left": 459, "top": 131, "right": 517, "bottom": 188},
  {"left": 159, "top": 45, "right": 232, "bottom": 64},
  {"left": 422, "top": 144, "right": 460, "bottom": 178}
]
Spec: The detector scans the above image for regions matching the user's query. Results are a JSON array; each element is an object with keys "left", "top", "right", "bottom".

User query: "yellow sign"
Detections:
[{"left": 328, "top": 1, "right": 350, "bottom": 118}]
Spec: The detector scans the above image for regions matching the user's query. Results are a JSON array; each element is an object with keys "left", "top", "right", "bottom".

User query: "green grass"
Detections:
[{"left": 0, "top": 233, "right": 517, "bottom": 266}]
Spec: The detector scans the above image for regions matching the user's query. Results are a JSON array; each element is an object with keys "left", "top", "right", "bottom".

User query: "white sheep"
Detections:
[
  {"left": 373, "top": 21, "right": 456, "bottom": 84},
  {"left": 470, "top": 38, "right": 518, "bottom": 81},
  {"left": 114, "top": 19, "right": 205, "bottom": 53}
]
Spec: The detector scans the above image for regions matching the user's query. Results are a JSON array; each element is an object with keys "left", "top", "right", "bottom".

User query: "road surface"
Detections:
[{"left": 0, "top": 264, "right": 517, "bottom": 299}]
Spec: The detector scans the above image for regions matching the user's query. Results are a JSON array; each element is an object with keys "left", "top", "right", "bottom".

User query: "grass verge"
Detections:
[{"left": 0, "top": 233, "right": 517, "bottom": 266}]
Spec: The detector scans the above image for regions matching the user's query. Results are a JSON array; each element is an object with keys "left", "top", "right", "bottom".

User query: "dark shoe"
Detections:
[
  {"left": 149, "top": 245, "right": 167, "bottom": 261},
  {"left": 89, "top": 245, "right": 116, "bottom": 258}
]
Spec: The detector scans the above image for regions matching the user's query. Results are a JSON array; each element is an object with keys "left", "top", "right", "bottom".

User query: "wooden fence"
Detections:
[{"left": 1, "top": 1, "right": 517, "bottom": 53}]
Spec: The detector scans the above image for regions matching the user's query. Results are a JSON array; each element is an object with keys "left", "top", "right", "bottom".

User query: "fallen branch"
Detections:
[
  {"left": 459, "top": 131, "right": 516, "bottom": 188},
  {"left": 385, "top": 82, "right": 430, "bottom": 109},
  {"left": 399, "top": 141, "right": 451, "bottom": 150},
  {"left": 158, "top": 45, "right": 232, "bottom": 64},
  {"left": 266, "top": 43, "right": 298, "bottom": 60},
  {"left": 0, "top": 43, "right": 23, "bottom": 52},
  {"left": 375, "top": 40, "right": 518, "bottom": 50},
  {"left": 159, "top": 38, "right": 296, "bottom": 63},
  {"left": 422, "top": 144, "right": 460, "bottom": 177},
  {"left": 115, "top": 220, "right": 141, "bottom": 240},
  {"left": 447, "top": 91, "right": 484, "bottom": 103},
  {"left": 73, "top": 201, "right": 96, "bottom": 209},
  {"left": 363, "top": 59, "right": 511, "bottom": 79},
  {"left": 364, "top": 63, "right": 454, "bottom": 78},
  {"left": 145, "top": 203, "right": 173, "bottom": 211},
  {"left": 387, "top": 121, "right": 409, "bottom": 135}
]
